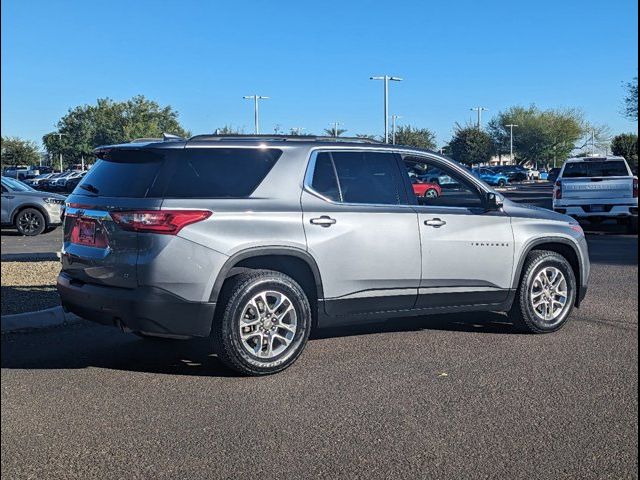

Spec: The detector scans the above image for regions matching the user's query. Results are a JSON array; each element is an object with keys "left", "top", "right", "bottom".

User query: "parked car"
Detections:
[
  {"left": 1, "top": 176, "right": 66, "bottom": 235},
  {"left": 42, "top": 170, "right": 84, "bottom": 191},
  {"left": 492, "top": 165, "right": 528, "bottom": 182},
  {"left": 553, "top": 156, "right": 638, "bottom": 234},
  {"left": 24, "top": 172, "right": 55, "bottom": 187},
  {"left": 63, "top": 172, "right": 88, "bottom": 193},
  {"left": 411, "top": 178, "right": 442, "bottom": 198},
  {"left": 471, "top": 167, "right": 509, "bottom": 187},
  {"left": 57, "top": 135, "right": 590, "bottom": 375},
  {"left": 547, "top": 168, "right": 561, "bottom": 183}
]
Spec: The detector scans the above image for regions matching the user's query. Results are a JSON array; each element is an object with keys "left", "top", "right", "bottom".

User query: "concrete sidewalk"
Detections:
[{"left": 1, "top": 306, "right": 82, "bottom": 333}]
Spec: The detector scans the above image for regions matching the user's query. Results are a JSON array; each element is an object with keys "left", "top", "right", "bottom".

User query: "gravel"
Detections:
[{"left": 1, "top": 259, "right": 61, "bottom": 315}]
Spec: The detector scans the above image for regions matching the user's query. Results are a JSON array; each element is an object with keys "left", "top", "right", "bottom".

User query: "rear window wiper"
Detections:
[{"left": 79, "top": 183, "right": 99, "bottom": 194}]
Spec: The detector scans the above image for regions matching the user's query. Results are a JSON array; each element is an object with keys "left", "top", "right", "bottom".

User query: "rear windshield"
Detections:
[
  {"left": 562, "top": 161, "right": 629, "bottom": 178},
  {"left": 76, "top": 148, "right": 282, "bottom": 198}
]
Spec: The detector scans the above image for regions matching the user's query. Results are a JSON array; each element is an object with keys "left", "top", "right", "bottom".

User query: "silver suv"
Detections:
[
  {"left": 1, "top": 176, "right": 65, "bottom": 235},
  {"left": 57, "top": 136, "right": 590, "bottom": 375}
]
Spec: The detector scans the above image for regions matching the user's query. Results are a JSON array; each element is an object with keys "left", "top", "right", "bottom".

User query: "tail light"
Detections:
[
  {"left": 554, "top": 180, "right": 562, "bottom": 200},
  {"left": 111, "top": 210, "right": 212, "bottom": 234},
  {"left": 633, "top": 178, "right": 638, "bottom": 198}
]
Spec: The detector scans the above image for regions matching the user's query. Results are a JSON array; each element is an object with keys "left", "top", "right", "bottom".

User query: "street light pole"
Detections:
[
  {"left": 371, "top": 75, "right": 403, "bottom": 143},
  {"left": 471, "top": 107, "right": 488, "bottom": 130},
  {"left": 391, "top": 115, "right": 402, "bottom": 144},
  {"left": 329, "top": 122, "right": 341, "bottom": 137},
  {"left": 243, "top": 95, "right": 269, "bottom": 134},
  {"left": 506, "top": 124, "right": 518, "bottom": 164}
]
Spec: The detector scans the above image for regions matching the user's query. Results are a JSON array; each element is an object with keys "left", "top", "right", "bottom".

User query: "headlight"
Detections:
[{"left": 43, "top": 198, "right": 65, "bottom": 205}]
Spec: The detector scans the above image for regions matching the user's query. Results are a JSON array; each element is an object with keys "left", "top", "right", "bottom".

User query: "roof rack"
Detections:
[{"left": 187, "top": 134, "right": 383, "bottom": 144}]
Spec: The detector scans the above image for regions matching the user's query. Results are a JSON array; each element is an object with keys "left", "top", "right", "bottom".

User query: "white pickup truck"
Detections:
[{"left": 553, "top": 156, "right": 638, "bottom": 234}]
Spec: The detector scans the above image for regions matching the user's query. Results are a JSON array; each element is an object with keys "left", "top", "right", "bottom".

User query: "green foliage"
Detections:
[
  {"left": 624, "top": 77, "right": 638, "bottom": 121},
  {"left": 215, "top": 125, "right": 245, "bottom": 134},
  {"left": 323, "top": 127, "right": 348, "bottom": 137},
  {"left": 1, "top": 136, "right": 41, "bottom": 167},
  {"left": 42, "top": 95, "right": 189, "bottom": 164},
  {"left": 488, "top": 105, "right": 585, "bottom": 165},
  {"left": 448, "top": 125, "right": 495, "bottom": 166},
  {"left": 393, "top": 125, "right": 437, "bottom": 150},
  {"left": 611, "top": 133, "right": 638, "bottom": 169}
]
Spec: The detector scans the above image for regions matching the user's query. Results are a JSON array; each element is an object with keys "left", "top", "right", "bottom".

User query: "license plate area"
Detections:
[
  {"left": 70, "top": 218, "right": 107, "bottom": 247},
  {"left": 590, "top": 205, "right": 606, "bottom": 212}
]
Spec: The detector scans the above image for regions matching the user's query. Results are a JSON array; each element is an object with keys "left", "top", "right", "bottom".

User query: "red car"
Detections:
[{"left": 411, "top": 179, "right": 441, "bottom": 199}]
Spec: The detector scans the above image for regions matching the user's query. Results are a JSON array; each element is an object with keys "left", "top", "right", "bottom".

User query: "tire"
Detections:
[
  {"left": 15, "top": 208, "right": 46, "bottom": 236},
  {"left": 498, "top": 179, "right": 507, "bottom": 187},
  {"left": 212, "top": 270, "right": 312, "bottom": 376},
  {"left": 627, "top": 216, "right": 639, "bottom": 235},
  {"left": 424, "top": 188, "right": 439, "bottom": 198},
  {"left": 509, "top": 250, "right": 577, "bottom": 334}
]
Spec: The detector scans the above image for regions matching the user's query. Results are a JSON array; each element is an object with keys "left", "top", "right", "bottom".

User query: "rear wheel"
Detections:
[
  {"left": 509, "top": 250, "right": 577, "bottom": 334},
  {"left": 213, "top": 270, "right": 312, "bottom": 375},
  {"left": 424, "top": 188, "right": 439, "bottom": 198},
  {"left": 15, "top": 208, "right": 46, "bottom": 236},
  {"left": 497, "top": 179, "right": 507, "bottom": 187}
]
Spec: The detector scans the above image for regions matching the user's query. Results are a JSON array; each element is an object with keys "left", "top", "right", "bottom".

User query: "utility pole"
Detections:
[
  {"left": 391, "top": 115, "right": 402, "bottom": 144},
  {"left": 506, "top": 124, "right": 518, "bottom": 165},
  {"left": 371, "top": 75, "right": 403, "bottom": 143},
  {"left": 243, "top": 95, "right": 269, "bottom": 134},
  {"left": 591, "top": 129, "right": 596, "bottom": 156},
  {"left": 471, "top": 107, "right": 488, "bottom": 130}
]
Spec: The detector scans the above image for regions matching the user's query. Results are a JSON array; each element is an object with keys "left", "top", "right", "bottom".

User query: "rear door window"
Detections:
[{"left": 328, "top": 151, "right": 404, "bottom": 205}]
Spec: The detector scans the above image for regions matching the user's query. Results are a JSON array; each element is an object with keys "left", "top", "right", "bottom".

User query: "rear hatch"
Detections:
[
  {"left": 61, "top": 147, "right": 168, "bottom": 288},
  {"left": 61, "top": 144, "right": 283, "bottom": 289},
  {"left": 560, "top": 159, "right": 634, "bottom": 201}
]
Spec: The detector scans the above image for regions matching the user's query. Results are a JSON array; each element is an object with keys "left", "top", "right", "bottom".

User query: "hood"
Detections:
[{"left": 501, "top": 198, "right": 573, "bottom": 223}]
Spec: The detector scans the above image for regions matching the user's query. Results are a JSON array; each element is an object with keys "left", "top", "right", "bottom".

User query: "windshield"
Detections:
[
  {"left": 1, "top": 176, "right": 35, "bottom": 192},
  {"left": 562, "top": 161, "right": 629, "bottom": 178}
]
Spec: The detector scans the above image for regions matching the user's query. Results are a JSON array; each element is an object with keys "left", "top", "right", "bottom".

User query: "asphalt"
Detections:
[{"left": 1, "top": 184, "right": 638, "bottom": 479}]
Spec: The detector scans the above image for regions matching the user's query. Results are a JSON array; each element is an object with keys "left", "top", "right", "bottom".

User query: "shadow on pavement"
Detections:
[{"left": 1, "top": 312, "right": 520, "bottom": 377}]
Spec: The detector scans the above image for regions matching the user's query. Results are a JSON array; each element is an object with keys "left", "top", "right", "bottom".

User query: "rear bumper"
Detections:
[
  {"left": 57, "top": 273, "right": 216, "bottom": 337},
  {"left": 553, "top": 203, "right": 638, "bottom": 218}
]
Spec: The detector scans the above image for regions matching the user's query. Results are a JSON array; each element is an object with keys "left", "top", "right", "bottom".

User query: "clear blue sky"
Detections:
[{"left": 1, "top": 0, "right": 638, "bottom": 147}]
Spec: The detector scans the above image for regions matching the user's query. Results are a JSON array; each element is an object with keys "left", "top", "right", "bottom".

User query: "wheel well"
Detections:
[
  {"left": 219, "top": 254, "right": 321, "bottom": 326},
  {"left": 12, "top": 205, "right": 49, "bottom": 227},
  {"left": 530, "top": 242, "right": 580, "bottom": 287}
]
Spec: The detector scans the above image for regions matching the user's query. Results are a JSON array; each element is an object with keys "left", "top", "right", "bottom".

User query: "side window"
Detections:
[
  {"left": 403, "top": 156, "right": 484, "bottom": 208},
  {"left": 331, "top": 151, "right": 403, "bottom": 205},
  {"left": 310, "top": 152, "right": 341, "bottom": 202}
]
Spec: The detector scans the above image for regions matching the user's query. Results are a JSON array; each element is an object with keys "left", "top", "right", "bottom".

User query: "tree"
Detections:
[
  {"left": 393, "top": 126, "right": 437, "bottom": 149},
  {"left": 323, "top": 127, "right": 348, "bottom": 137},
  {"left": 611, "top": 133, "right": 638, "bottom": 169},
  {"left": 1, "top": 136, "right": 41, "bottom": 167},
  {"left": 42, "top": 95, "right": 189, "bottom": 166},
  {"left": 623, "top": 77, "right": 638, "bottom": 121},
  {"left": 448, "top": 125, "right": 495, "bottom": 166},
  {"left": 215, "top": 125, "right": 245, "bottom": 134},
  {"left": 488, "top": 106, "right": 584, "bottom": 166}
]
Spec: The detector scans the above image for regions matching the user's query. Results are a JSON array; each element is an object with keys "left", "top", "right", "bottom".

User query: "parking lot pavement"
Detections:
[
  {"left": 1, "top": 227, "right": 62, "bottom": 258},
  {"left": 1, "top": 234, "right": 637, "bottom": 479}
]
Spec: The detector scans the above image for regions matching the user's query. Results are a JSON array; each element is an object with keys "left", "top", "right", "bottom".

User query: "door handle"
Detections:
[
  {"left": 424, "top": 218, "right": 446, "bottom": 228},
  {"left": 310, "top": 216, "right": 337, "bottom": 227}
]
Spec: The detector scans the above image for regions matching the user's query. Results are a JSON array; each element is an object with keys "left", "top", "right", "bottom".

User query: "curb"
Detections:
[{"left": 1, "top": 306, "right": 82, "bottom": 333}]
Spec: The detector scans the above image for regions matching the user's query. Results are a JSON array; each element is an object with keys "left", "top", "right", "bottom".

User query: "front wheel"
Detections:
[
  {"left": 497, "top": 179, "right": 507, "bottom": 187},
  {"left": 509, "top": 250, "right": 577, "bottom": 333},
  {"left": 15, "top": 208, "right": 46, "bottom": 236},
  {"left": 213, "top": 270, "right": 312, "bottom": 375},
  {"left": 424, "top": 188, "right": 439, "bottom": 198}
]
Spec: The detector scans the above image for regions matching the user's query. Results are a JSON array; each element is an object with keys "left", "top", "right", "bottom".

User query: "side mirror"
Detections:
[{"left": 485, "top": 192, "right": 504, "bottom": 211}]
